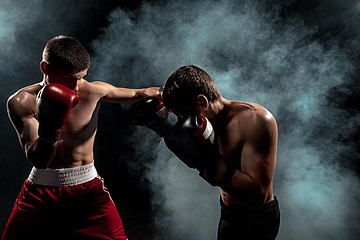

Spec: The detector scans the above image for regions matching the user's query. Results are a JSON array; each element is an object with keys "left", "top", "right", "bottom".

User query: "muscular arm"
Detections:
[
  {"left": 221, "top": 110, "right": 278, "bottom": 209},
  {"left": 7, "top": 92, "right": 56, "bottom": 168},
  {"left": 92, "top": 81, "right": 160, "bottom": 104}
]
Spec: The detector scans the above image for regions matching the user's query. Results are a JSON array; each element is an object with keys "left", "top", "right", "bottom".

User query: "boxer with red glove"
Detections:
[
  {"left": 4, "top": 36, "right": 162, "bottom": 240},
  {"left": 36, "top": 83, "right": 79, "bottom": 142},
  {"left": 164, "top": 114, "right": 235, "bottom": 186}
]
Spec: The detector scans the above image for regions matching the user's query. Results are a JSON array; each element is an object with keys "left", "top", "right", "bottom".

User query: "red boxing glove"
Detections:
[
  {"left": 36, "top": 83, "right": 79, "bottom": 142},
  {"left": 194, "top": 114, "right": 215, "bottom": 147}
]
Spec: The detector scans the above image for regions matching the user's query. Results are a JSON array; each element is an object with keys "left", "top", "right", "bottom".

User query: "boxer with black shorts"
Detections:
[
  {"left": 3, "top": 35, "right": 159, "bottom": 240},
  {"left": 131, "top": 65, "right": 280, "bottom": 240}
]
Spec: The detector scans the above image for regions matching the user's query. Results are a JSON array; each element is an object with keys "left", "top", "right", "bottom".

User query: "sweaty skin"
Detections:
[
  {"left": 7, "top": 67, "right": 158, "bottom": 169},
  {"left": 172, "top": 96, "right": 277, "bottom": 210}
]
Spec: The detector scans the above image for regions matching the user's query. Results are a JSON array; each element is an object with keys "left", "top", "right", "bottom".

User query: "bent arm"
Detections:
[
  {"left": 221, "top": 111, "right": 278, "bottom": 209},
  {"left": 93, "top": 81, "right": 160, "bottom": 104},
  {"left": 7, "top": 93, "right": 56, "bottom": 168}
]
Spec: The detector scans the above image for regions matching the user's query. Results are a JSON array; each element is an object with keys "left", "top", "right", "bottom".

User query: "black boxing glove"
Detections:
[
  {"left": 130, "top": 96, "right": 173, "bottom": 137},
  {"left": 164, "top": 114, "right": 235, "bottom": 186}
]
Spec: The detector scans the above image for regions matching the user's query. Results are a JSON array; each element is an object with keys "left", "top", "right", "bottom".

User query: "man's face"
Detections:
[{"left": 47, "top": 67, "right": 88, "bottom": 92}]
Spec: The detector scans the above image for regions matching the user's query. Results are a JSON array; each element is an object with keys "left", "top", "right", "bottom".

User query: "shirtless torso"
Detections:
[
  {"left": 7, "top": 78, "right": 158, "bottom": 169},
  {"left": 205, "top": 99, "right": 277, "bottom": 209},
  {"left": 3, "top": 35, "right": 160, "bottom": 240}
]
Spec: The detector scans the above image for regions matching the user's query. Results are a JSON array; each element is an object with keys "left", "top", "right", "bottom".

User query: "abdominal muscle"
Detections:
[{"left": 46, "top": 129, "right": 97, "bottom": 169}]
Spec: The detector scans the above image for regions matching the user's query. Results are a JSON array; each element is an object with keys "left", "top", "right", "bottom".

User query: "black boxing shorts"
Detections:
[{"left": 218, "top": 197, "right": 280, "bottom": 240}]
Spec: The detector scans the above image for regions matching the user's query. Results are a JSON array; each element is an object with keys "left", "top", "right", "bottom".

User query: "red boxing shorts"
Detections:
[{"left": 2, "top": 162, "right": 127, "bottom": 240}]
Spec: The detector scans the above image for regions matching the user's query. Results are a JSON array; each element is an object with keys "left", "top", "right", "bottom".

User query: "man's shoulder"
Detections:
[
  {"left": 230, "top": 101, "right": 274, "bottom": 119},
  {"left": 10, "top": 83, "right": 42, "bottom": 97},
  {"left": 229, "top": 101, "right": 277, "bottom": 135},
  {"left": 79, "top": 80, "right": 113, "bottom": 95},
  {"left": 7, "top": 83, "right": 41, "bottom": 118},
  {"left": 85, "top": 80, "right": 111, "bottom": 88}
]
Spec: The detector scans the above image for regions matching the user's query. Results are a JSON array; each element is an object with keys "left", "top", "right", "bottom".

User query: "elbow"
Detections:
[
  {"left": 25, "top": 139, "right": 56, "bottom": 169},
  {"left": 247, "top": 183, "right": 268, "bottom": 210},
  {"left": 135, "top": 89, "right": 148, "bottom": 100},
  {"left": 130, "top": 91, "right": 146, "bottom": 104},
  {"left": 251, "top": 180, "right": 273, "bottom": 209},
  {"left": 251, "top": 192, "right": 267, "bottom": 210},
  {"left": 24, "top": 144, "right": 43, "bottom": 168},
  {"left": 251, "top": 177, "right": 272, "bottom": 209},
  {"left": 133, "top": 91, "right": 142, "bottom": 100}
]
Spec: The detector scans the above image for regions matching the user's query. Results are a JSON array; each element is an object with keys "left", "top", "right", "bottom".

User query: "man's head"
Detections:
[
  {"left": 40, "top": 35, "right": 90, "bottom": 90},
  {"left": 162, "top": 65, "right": 221, "bottom": 118}
]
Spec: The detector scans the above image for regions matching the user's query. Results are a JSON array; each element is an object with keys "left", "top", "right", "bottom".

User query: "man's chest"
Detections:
[{"left": 64, "top": 98, "right": 100, "bottom": 134}]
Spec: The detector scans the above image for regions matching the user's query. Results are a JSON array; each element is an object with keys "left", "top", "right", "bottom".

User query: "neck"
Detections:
[
  {"left": 41, "top": 75, "right": 48, "bottom": 86},
  {"left": 202, "top": 97, "right": 231, "bottom": 125}
]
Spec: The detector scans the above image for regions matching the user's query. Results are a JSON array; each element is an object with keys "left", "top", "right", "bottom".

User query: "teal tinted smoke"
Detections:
[{"left": 90, "top": 1, "right": 360, "bottom": 239}]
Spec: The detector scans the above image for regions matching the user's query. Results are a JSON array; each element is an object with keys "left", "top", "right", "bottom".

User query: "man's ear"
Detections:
[
  {"left": 197, "top": 95, "right": 209, "bottom": 111},
  {"left": 40, "top": 61, "right": 49, "bottom": 75}
]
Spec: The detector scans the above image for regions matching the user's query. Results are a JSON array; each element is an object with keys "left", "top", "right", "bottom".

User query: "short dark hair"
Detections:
[
  {"left": 163, "top": 65, "right": 221, "bottom": 109},
  {"left": 42, "top": 35, "right": 90, "bottom": 72}
]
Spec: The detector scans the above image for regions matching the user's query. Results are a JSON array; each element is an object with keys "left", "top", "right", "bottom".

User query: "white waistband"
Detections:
[{"left": 28, "top": 162, "right": 98, "bottom": 186}]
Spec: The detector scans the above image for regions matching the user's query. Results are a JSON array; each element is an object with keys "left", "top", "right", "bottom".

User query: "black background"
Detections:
[{"left": 0, "top": 1, "right": 359, "bottom": 239}]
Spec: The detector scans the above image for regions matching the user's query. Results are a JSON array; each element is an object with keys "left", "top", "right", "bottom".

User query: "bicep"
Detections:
[
  {"left": 240, "top": 116, "right": 277, "bottom": 190},
  {"left": 7, "top": 97, "right": 39, "bottom": 150},
  {"left": 18, "top": 117, "right": 39, "bottom": 150},
  {"left": 93, "top": 81, "right": 138, "bottom": 104},
  {"left": 241, "top": 142, "right": 275, "bottom": 190},
  {"left": 105, "top": 87, "right": 139, "bottom": 104}
]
